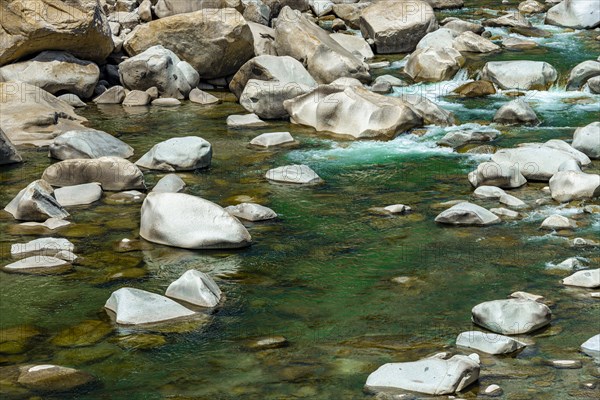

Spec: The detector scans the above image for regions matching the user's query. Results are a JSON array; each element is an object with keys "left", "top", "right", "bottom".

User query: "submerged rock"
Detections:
[
  {"left": 136, "top": 137, "right": 212, "bottom": 171},
  {"left": 49, "top": 129, "right": 134, "bottom": 160},
  {"left": 365, "top": 354, "right": 480, "bottom": 395},
  {"left": 42, "top": 157, "right": 145, "bottom": 191},
  {"left": 51, "top": 320, "right": 113, "bottom": 348},
  {"left": 4, "top": 180, "right": 69, "bottom": 221},
  {"left": 105, "top": 287, "right": 195, "bottom": 325},
  {"left": 456, "top": 331, "right": 526, "bottom": 354},
  {"left": 471, "top": 299, "right": 552, "bottom": 335},
  {"left": 359, "top": 0, "right": 438, "bottom": 54},
  {"left": 438, "top": 129, "right": 498, "bottom": 148},
  {"left": 140, "top": 193, "right": 252, "bottom": 249},
  {"left": 17, "top": 364, "right": 96, "bottom": 393},
  {"left": 265, "top": 165, "right": 323, "bottom": 185},
  {"left": 435, "top": 202, "right": 501, "bottom": 226},
  {"left": 562, "top": 269, "right": 600, "bottom": 288},
  {"left": 225, "top": 203, "right": 278, "bottom": 221},
  {"left": 166, "top": 269, "right": 222, "bottom": 307},
  {"left": 3, "top": 257, "right": 71, "bottom": 274},
  {"left": 11, "top": 238, "right": 74, "bottom": 258},
  {"left": 480, "top": 61, "right": 557, "bottom": 90}
]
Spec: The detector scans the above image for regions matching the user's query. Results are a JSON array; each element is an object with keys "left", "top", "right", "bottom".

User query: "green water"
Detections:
[{"left": 1, "top": 2, "right": 600, "bottom": 399}]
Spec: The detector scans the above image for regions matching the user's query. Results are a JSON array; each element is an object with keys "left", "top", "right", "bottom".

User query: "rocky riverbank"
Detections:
[{"left": 1, "top": 0, "right": 599, "bottom": 398}]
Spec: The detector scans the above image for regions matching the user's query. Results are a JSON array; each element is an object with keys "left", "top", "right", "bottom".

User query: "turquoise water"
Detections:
[{"left": 1, "top": 2, "right": 599, "bottom": 399}]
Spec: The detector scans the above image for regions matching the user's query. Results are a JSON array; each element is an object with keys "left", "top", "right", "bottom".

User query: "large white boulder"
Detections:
[
  {"left": 49, "top": 129, "right": 134, "bottom": 160},
  {"left": 549, "top": 170, "right": 600, "bottom": 202},
  {"left": 0, "top": 51, "right": 99, "bottom": 98},
  {"left": 480, "top": 61, "right": 558, "bottom": 90},
  {"left": 42, "top": 157, "right": 145, "bottom": 191},
  {"left": 468, "top": 162, "right": 527, "bottom": 189},
  {"left": 54, "top": 183, "right": 102, "bottom": 206},
  {"left": 471, "top": 299, "right": 552, "bottom": 335},
  {"left": 139, "top": 193, "right": 252, "bottom": 249},
  {"left": 545, "top": 0, "right": 600, "bottom": 29},
  {"left": 136, "top": 137, "right": 212, "bottom": 171},
  {"left": 265, "top": 165, "right": 323, "bottom": 184},
  {"left": 491, "top": 144, "right": 583, "bottom": 181},
  {"left": 416, "top": 28, "right": 458, "bottom": 50},
  {"left": 404, "top": 47, "right": 464, "bottom": 82},
  {"left": 166, "top": 269, "right": 222, "bottom": 307},
  {"left": 456, "top": 331, "right": 526, "bottom": 354},
  {"left": 4, "top": 180, "right": 69, "bottom": 221},
  {"left": 119, "top": 45, "right": 199, "bottom": 99},
  {"left": 229, "top": 55, "right": 317, "bottom": 99},
  {"left": 283, "top": 85, "right": 422, "bottom": 139},
  {"left": 365, "top": 354, "right": 480, "bottom": 395},
  {"left": 359, "top": 0, "right": 438, "bottom": 54},
  {"left": 435, "top": 202, "right": 501, "bottom": 226},
  {"left": 274, "top": 6, "right": 370, "bottom": 83},
  {"left": 562, "top": 269, "right": 600, "bottom": 288},
  {"left": 452, "top": 31, "right": 500, "bottom": 53},
  {"left": 104, "top": 287, "right": 195, "bottom": 325},
  {"left": 124, "top": 8, "right": 254, "bottom": 79},
  {"left": 572, "top": 122, "right": 600, "bottom": 159},
  {"left": 566, "top": 60, "right": 600, "bottom": 90}
]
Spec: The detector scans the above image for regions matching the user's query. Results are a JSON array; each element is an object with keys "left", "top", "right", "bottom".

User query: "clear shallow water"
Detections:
[{"left": 1, "top": 2, "right": 600, "bottom": 399}]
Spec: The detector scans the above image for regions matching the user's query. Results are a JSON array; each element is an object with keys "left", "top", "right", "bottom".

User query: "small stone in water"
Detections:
[
  {"left": 510, "top": 291, "right": 545, "bottom": 303},
  {"left": 484, "top": 384, "right": 503, "bottom": 396},
  {"left": 547, "top": 360, "right": 582, "bottom": 369},
  {"left": 245, "top": 336, "right": 289, "bottom": 351}
]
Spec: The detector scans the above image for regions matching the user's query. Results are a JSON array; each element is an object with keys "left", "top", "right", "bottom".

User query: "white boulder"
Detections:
[
  {"left": 224, "top": 203, "right": 277, "bottom": 221},
  {"left": 471, "top": 299, "right": 552, "bottom": 335},
  {"left": 435, "top": 202, "right": 501, "bottom": 226},
  {"left": 265, "top": 165, "right": 323, "bottom": 185},
  {"left": 456, "top": 331, "right": 526, "bottom": 354},
  {"left": 166, "top": 269, "right": 222, "bottom": 307},
  {"left": 562, "top": 269, "right": 600, "bottom": 288},
  {"left": 4, "top": 180, "right": 69, "bottom": 221},
  {"left": 49, "top": 129, "right": 134, "bottom": 160},
  {"left": 136, "top": 137, "right": 212, "bottom": 171}
]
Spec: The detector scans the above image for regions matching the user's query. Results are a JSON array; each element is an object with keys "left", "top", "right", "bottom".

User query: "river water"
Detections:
[{"left": 1, "top": 1, "right": 599, "bottom": 399}]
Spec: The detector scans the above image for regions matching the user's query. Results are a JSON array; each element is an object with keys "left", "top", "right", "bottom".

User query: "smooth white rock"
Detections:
[
  {"left": 435, "top": 202, "right": 500, "bottom": 226},
  {"left": 265, "top": 165, "right": 323, "bottom": 185},
  {"left": 562, "top": 269, "right": 600, "bottom": 288},
  {"left": 471, "top": 299, "right": 552, "bottom": 335},
  {"left": 224, "top": 203, "right": 278, "bottom": 221},
  {"left": 250, "top": 132, "right": 295, "bottom": 148},
  {"left": 54, "top": 183, "right": 102, "bottom": 206},
  {"left": 11, "top": 238, "right": 74, "bottom": 258},
  {"left": 456, "top": 331, "right": 526, "bottom": 354},
  {"left": 165, "top": 269, "right": 222, "bottom": 307}
]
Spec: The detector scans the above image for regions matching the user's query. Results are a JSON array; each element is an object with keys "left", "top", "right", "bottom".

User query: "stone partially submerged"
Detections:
[
  {"left": 16, "top": 364, "right": 96, "bottom": 393},
  {"left": 0, "top": 128, "right": 22, "bottom": 165},
  {"left": 471, "top": 299, "right": 552, "bottom": 335},
  {"left": 493, "top": 99, "right": 540, "bottom": 125},
  {"left": 456, "top": 331, "right": 526, "bottom": 354},
  {"left": 139, "top": 193, "right": 252, "bottom": 249},
  {"left": 562, "top": 269, "right": 600, "bottom": 288},
  {"left": 42, "top": 157, "right": 145, "bottom": 191},
  {"left": 54, "top": 183, "right": 103, "bottom": 206},
  {"left": 545, "top": 0, "right": 600, "bottom": 29},
  {"left": 225, "top": 203, "right": 278, "bottom": 221},
  {"left": 549, "top": 170, "right": 600, "bottom": 202},
  {"left": 572, "top": 122, "right": 600, "bottom": 159},
  {"left": 480, "top": 61, "right": 558, "bottom": 90},
  {"left": 135, "top": 137, "right": 212, "bottom": 171},
  {"left": 105, "top": 287, "right": 195, "bottom": 325},
  {"left": 365, "top": 354, "right": 480, "bottom": 395},
  {"left": 4, "top": 180, "right": 69, "bottom": 221},
  {"left": 435, "top": 202, "right": 500, "bottom": 226},
  {"left": 265, "top": 165, "right": 323, "bottom": 185},
  {"left": 166, "top": 270, "right": 222, "bottom": 307},
  {"left": 49, "top": 129, "right": 134, "bottom": 160}
]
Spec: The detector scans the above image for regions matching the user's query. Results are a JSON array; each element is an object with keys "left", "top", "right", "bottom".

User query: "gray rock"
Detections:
[
  {"left": 57, "top": 94, "right": 86, "bottom": 107},
  {"left": 329, "top": 33, "right": 374, "bottom": 61},
  {"left": 247, "top": 21, "right": 277, "bottom": 56},
  {"left": 438, "top": 129, "right": 499, "bottom": 148},
  {"left": 42, "top": 157, "right": 145, "bottom": 191},
  {"left": 152, "top": 174, "right": 186, "bottom": 193},
  {"left": 54, "top": 183, "right": 102, "bottom": 206},
  {"left": 136, "top": 137, "right": 212, "bottom": 171},
  {"left": 519, "top": 0, "right": 545, "bottom": 13},
  {"left": 562, "top": 269, "right": 600, "bottom": 288},
  {"left": 93, "top": 86, "right": 126, "bottom": 104},
  {"left": 275, "top": 6, "right": 370, "bottom": 83},
  {"left": 17, "top": 364, "right": 95, "bottom": 393},
  {"left": 140, "top": 193, "right": 252, "bottom": 249},
  {"left": 225, "top": 203, "right": 277, "bottom": 221},
  {"left": 435, "top": 202, "right": 501, "bottom": 226},
  {"left": 546, "top": 0, "right": 600, "bottom": 29},
  {"left": 4, "top": 180, "right": 69, "bottom": 221},
  {"left": 105, "top": 287, "right": 195, "bottom": 325},
  {"left": 119, "top": 45, "right": 199, "bottom": 99},
  {"left": 499, "top": 193, "right": 527, "bottom": 208},
  {"left": 456, "top": 331, "right": 526, "bottom": 354},
  {"left": 0, "top": 51, "right": 100, "bottom": 98},
  {"left": 572, "top": 122, "right": 600, "bottom": 159},
  {"left": 250, "top": 132, "right": 295, "bottom": 148},
  {"left": 166, "top": 269, "right": 222, "bottom": 307},
  {"left": 566, "top": 60, "right": 600, "bottom": 90},
  {"left": 540, "top": 214, "right": 576, "bottom": 230},
  {"left": 365, "top": 354, "right": 480, "bottom": 395},
  {"left": 405, "top": 47, "right": 464, "bottom": 82},
  {"left": 416, "top": 28, "right": 458, "bottom": 50},
  {"left": 122, "top": 90, "right": 151, "bottom": 106},
  {"left": 240, "top": 79, "right": 313, "bottom": 119},
  {"left": 227, "top": 114, "right": 268, "bottom": 128},
  {"left": 472, "top": 299, "right": 552, "bottom": 335},
  {"left": 453, "top": 31, "right": 500, "bottom": 53},
  {"left": 0, "top": 128, "right": 22, "bottom": 165},
  {"left": 549, "top": 170, "right": 600, "bottom": 202},
  {"left": 10, "top": 237, "right": 74, "bottom": 258},
  {"left": 374, "top": 75, "right": 407, "bottom": 87},
  {"left": 360, "top": 0, "right": 438, "bottom": 54},
  {"left": 265, "top": 164, "right": 323, "bottom": 184},
  {"left": 491, "top": 207, "right": 520, "bottom": 219},
  {"left": 493, "top": 99, "right": 540, "bottom": 125},
  {"left": 588, "top": 75, "right": 600, "bottom": 93},
  {"left": 480, "top": 61, "right": 557, "bottom": 90},
  {"left": 468, "top": 162, "right": 527, "bottom": 188},
  {"left": 485, "top": 12, "right": 532, "bottom": 28},
  {"left": 49, "top": 129, "right": 134, "bottom": 160},
  {"left": 189, "top": 88, "right": 220, "bottom": 105}
]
